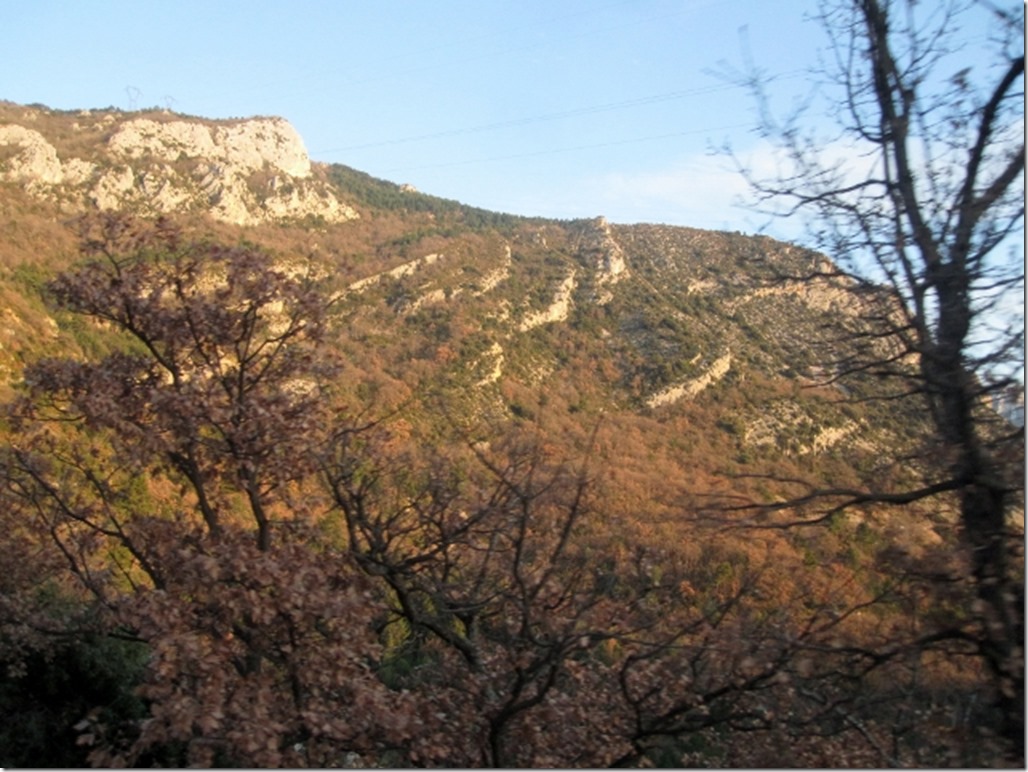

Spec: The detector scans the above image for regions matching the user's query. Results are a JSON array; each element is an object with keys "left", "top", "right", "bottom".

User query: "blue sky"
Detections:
[{"left": 3, "top": 0, "right": 827, "bottom": 232}]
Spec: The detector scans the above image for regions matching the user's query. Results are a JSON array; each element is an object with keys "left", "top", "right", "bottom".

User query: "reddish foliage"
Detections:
[{"left": 0, "top": 214, "right": 1010, "bottom": 767}]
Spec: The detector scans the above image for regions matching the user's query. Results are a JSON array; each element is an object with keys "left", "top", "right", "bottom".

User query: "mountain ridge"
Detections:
[
  {"left": 0, "top": 102, "right": 357, "bottom": 226},
  {"left": 0, "top": 100, "right": 946, "bottom": 549},
  {"left": 3, "top": 99, "right": 1012, "bottom": 768}
]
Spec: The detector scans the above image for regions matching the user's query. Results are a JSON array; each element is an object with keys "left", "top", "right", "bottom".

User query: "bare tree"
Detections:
[
  {"left": 0, "top": 215, "right": 414, "bottom": 766},
  {"left": 9, "top": 213, "right": 338, "bottom": 560},
  {"left": 734, "top": 0, "right": 1024, "bottom": 759},
  {"left": 3, "top": 213, "right": 995, "bottom": 765},
  {"left": 323, "top": 414, "right": 963, "bottom": 766}
]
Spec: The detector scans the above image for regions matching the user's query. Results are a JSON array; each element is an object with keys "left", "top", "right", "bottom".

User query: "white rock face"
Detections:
[
  {"left": 62, "top": 157, "right": 97, "bottom": 186},
  {"left": 519, "top": 270, "right": 578, "bottom": 332},
  {"left": 578, "top": 217, "right": 628, "bottom": 304},
  {"left": 646, "top": 351, "right": 732, "bottom": 408},
  {"left": 726, "top": 277, "right": 859, "bottom": 315},
  {"left": 473, "top": 245, "right": 513, "bottom": 296},
  {"left": 0, "top": 125, "right": 65, "bottom": 185},
  {"left": 346, "top": 253, "right": 444, "bottom": 294},
  {"left": 109, "top": 117, "right": 312, "bottom": 178},
  {"left": 91, "top": 166, "right": 137, "bottom": 210},
  {"left": 475, "top": 342, "right": 505, "bottom": 386},
  {"left": 743, "top": 400, "right": 867, "bottom": 456},
  {"left": 0, "top": 111, "right": 358, "bottom": 226},
  {"left": 108, "top": 119, "right": 218, "bottom": 165},
  {"left": 589, "top": 216, "right": 628, "bottom": 284}
]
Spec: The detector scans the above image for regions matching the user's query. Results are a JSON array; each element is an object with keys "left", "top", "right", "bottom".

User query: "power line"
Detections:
[
  {"left": 312, "top": 81, "right": 761, "bottom": 155},
  {"left": 189, "top": 0, "right": 702, "bottom": 109},
  {"left": 372, "top": 121, "right": 754, "bottom": 174}
]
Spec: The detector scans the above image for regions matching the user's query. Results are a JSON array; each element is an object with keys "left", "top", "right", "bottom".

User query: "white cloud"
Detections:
[
  {"left": 589, "top": 135, "right": 897, "bottom": 242},
  {"left": 595, "top": 157, "right": 752, "bottom": 229},
  {"left": 587, "top": 140, "right": 810, "bottom": 238}
]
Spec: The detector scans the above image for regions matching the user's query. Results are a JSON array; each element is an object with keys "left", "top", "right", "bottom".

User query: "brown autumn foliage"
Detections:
[
  {"left": 735, "top": 0, "right": 1024, "bottom": 758},
  {"left": 0, "top": 213, "right": 1011, "bottom": 767}
]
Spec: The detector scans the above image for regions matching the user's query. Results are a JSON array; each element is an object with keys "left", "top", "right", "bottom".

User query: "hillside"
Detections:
[
  {"left": 0, "top": 102, "right": 1013, "bottom": 768},
  {"left": 0, "top": 105, "right": 922, "bottom": 452},
  {"left": 0, "top": 104, "right": 946, "bottom": 540}
]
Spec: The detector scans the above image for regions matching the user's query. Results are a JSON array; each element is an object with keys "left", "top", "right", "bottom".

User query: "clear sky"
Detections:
[{"left": 2, "top": 0, "right": 832, "bottom": 234}]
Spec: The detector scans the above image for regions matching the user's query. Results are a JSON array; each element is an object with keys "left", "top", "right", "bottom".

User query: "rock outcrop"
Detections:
[
  {"left": 519, "top": 270, "right": 578, "bottom": 331},
  {"left": 0, "top": 106, "right": 358, "bottom": 226},
  {"left": 576, "top": 216, "right": 628, "bottom": 303},
  {"left": 646, "top": 351, "right": 732, "bottom": 408}
]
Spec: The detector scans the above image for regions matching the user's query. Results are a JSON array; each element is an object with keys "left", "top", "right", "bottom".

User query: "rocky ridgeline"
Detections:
[
  {"left": 0, "top": 104, "right": 358, "bottom": 226},
  {"left": 575, "top": 216, "right": 628, "bottom": 303}
]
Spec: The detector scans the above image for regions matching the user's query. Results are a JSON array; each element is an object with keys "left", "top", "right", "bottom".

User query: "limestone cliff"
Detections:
[
  {"left": 0, "top": 103, "right": 358, "bottom": 226},
  {"left": 574, "top": 216, "right": 628, "bottom": 303}
]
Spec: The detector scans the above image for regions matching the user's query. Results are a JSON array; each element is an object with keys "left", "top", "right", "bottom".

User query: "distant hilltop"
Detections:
[{"left": 0, "top": 102, "right": 358, "bottom": 226}]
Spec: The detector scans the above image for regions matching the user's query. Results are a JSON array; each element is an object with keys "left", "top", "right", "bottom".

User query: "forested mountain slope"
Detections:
[{"left": 0, "top": 102, "right": 1019, "bottom": 768}]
